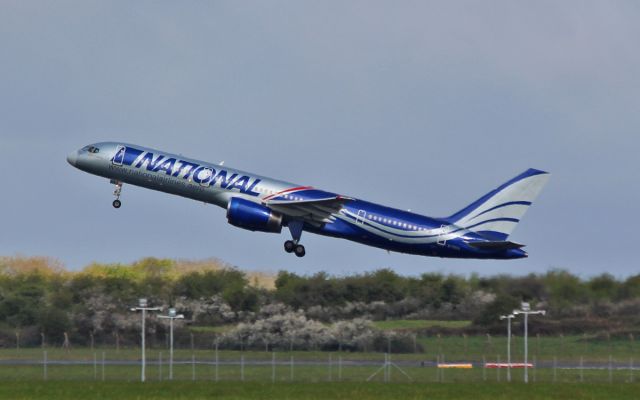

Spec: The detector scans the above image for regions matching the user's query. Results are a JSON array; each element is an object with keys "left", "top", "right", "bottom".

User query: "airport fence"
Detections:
[{"left": 1, "top": 333, "right": 640, "bottom": 384}]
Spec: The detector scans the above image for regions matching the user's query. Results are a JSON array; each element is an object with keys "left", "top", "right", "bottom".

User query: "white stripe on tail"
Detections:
[{"left": 446, "top": 169, "right": 550, "bottom": 241}]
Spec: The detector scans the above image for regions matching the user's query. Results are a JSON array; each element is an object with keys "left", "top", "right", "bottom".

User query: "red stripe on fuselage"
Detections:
[{"left": 263, "top": 186, "right": 313, "bottom": 201}]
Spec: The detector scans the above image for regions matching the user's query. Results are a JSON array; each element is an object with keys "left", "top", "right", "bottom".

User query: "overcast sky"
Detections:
[{"left": 1, "top": 1, "right": 638, "bottom": 277}]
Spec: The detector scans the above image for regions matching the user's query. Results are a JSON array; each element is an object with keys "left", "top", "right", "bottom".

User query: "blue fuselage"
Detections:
[{"left": 310, "top": 200, "right": 521, "bottom": 259}]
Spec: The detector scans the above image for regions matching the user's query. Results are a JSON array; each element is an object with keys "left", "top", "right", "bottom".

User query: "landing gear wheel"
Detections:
[
  {"left": 284, "top": 240, "right": 295, "bottom": 253},
  {"left": 111, "top": 181, "right": 123, "bottom": 209},
  {"left": 294, "top": 244, "right": 306, "bottom": 258}
]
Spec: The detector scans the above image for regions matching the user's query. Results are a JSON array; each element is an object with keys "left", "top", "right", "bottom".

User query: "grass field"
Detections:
[
  {"left": 415, "top": 334, "right": 640, "bottom": 363},
  {"left": 0, "top": 381, "right": 638, "bottom": 400},
  {"left": 1, "top": 351, "right": 638, "bottom": 399},
  {"left": 1, "top": 331, "right": 638, "bottom": 395},
  {"left": 1, "top": 333, "right": 634, "bottom": 363},
  {"left": 0, "top": 357, "right": 638, "bottom": 384}
]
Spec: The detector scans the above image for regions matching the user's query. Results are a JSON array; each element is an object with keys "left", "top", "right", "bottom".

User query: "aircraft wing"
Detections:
[{"left": 263, "top": 189, "right": 351, "bottom": 226}]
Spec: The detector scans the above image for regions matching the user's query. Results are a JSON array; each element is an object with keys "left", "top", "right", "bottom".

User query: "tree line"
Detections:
[{"left": 0, "top": 256, "right": 638, "bottom": 348}]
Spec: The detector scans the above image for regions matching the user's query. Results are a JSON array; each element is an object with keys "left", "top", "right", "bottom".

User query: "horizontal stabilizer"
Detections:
[{"left": 468, "top": 241, "right": 525, "bottom": 250}]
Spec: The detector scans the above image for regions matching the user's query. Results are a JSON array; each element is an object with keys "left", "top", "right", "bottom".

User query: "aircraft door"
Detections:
[
  {"left": 112, "top": 145, "right": 126, "bottom": 166},
  {"left": 437, "top": 224, "right": 447, "bottom": 246},
  {"left": 356, "top": 210, "right": 366, "bottom": 224}
]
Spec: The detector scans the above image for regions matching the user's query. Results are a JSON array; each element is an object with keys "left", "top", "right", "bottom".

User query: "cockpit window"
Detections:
[{"left": 82, "top": 146, "right": 100, "bottom": 153}]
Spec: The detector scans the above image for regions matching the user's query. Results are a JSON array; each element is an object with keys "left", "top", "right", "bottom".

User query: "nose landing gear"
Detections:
[{"left": 111, "top": 180, "right": 123, "bottom": 209}]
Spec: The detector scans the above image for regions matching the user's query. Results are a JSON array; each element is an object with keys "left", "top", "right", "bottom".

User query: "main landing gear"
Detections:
[
  {"left": 284, "top": 220, "right": 306, "bottom": 257},
  {"left": 111, "top": 180, "right": 123, "bottom": 209},
  {"left": 284, "top": 240, "right": 306, "bottom": 257}
]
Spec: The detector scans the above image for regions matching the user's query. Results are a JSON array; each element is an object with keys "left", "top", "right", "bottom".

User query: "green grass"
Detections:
[
  {"left": 1, "top": 335, "right": 638, "bottom": 398},
  {"left": 416, "top": 334, "right": 640, "bottom": 363},
  {"left": 1, "top": 358, "right": 638, "bottom": 384},
  {"left": 0, "top": 381, "right": 638, "bottom": 400},
  {"left": 372, "top": 320, "right": 471, "bottom": 331},
  {"left": 2, "top": 333, "right": 639, "bottom": 364}
]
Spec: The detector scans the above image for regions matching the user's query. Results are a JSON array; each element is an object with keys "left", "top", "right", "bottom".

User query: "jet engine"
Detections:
[{"left": 226, "top": 197, "right": 282, "bottom": 233}]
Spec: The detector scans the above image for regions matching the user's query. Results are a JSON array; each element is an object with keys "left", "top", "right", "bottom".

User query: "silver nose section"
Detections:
[{"left": 67, "top": 151, "right": 78, "bottom": 167}]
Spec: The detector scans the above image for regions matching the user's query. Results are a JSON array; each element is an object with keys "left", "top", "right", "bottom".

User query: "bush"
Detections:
[{"left": 222, "top": 311, "right": 332, "bottom": 350}]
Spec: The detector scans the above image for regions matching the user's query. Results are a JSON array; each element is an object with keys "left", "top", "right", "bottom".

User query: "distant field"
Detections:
[
  {"left": 416, "top": 334, "right": 640, "bottom": 363},
  {"left": 1, "top": 333, "right": 638, "bottom": 363},
  {"left": 0, "top": 381, "right": 638, "bottom": 400},
  {"left": 372, "top": 320, "right": 471, "bottom": 330},
  {"left": 0, "top": 356, "right": 638, "bottom": 385}
]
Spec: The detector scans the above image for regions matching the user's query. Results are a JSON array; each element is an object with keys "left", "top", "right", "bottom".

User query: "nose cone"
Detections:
[{"left": 67, "top": 151, "right": 78, "bottom": 167}]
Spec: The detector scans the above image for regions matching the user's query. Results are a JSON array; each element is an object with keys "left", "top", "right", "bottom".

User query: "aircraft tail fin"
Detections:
[{"left": 445, "top": 169, "right": 550, "bottom": 241}]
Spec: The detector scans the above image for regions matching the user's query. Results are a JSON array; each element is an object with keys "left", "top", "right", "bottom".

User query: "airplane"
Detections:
[{"left": 67, "top": 142, "right": 549, "bottom": 259}]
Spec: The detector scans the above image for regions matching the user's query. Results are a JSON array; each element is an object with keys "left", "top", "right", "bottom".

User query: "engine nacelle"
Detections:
[{"left": 226, "top": 197, "right": 282, "bottom": 233}]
